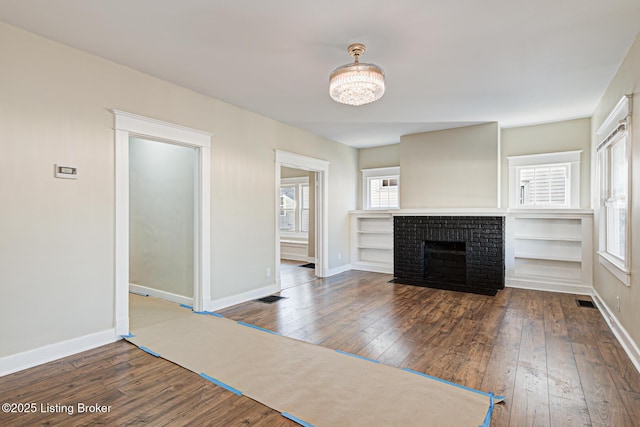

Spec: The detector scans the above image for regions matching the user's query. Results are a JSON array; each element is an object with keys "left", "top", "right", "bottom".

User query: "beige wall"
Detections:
[
  {"left": 0, "top": 22, "right": 357, "bottom": 358},
  {"left": 501, "top": 118, "right": 591, "bottom": 208},
  {"left": 129, "top": 137, "right": 195, "bottom": 298},
  {"left": 357, "top": 144, "right": 400, "bottom": 209},
  {"left": 400, "top": 123, "right": 499, "bottom": 208},
  {"left": 591, "top": 33, "right": 640, "bottom": 353},
  {"left": 280, "top": 166, "right": 316, "bottom": 258}
]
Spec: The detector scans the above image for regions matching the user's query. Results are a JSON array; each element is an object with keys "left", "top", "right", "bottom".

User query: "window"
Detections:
[
  {"left": 280, "top": 177, "right": 310, "bottom": 235},
  {"left": 508, "top": 151, "right": 581, "bottom": 209},
  {"left": 280, "top": 185, "right": 296, "bottom": 231},
  {"left": 517, "top": 164, "right": 569, "bottom": 207},
  {"left": 362, "top": 167, "right": 400, "bottom": 209},
  {"left": 596, "top": 95, "right": 631, "bottom": 285}
]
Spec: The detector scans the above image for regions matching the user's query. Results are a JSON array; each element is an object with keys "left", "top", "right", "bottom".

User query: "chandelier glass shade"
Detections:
[{"left": 329, "top": 43, "right": 385, "bottom": 106}]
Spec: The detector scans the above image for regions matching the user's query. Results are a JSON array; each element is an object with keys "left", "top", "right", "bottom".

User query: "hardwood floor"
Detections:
[
  {"left": 279, "top": 259, "right": 316, "bottom": 289},
  {"left": 1, "top": 270, "right": 638, "bottom": 426}
]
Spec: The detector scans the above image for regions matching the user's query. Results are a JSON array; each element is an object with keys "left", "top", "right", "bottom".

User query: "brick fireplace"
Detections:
[{"left": 393, "top": 216, "right": 505, "bottom": 295}]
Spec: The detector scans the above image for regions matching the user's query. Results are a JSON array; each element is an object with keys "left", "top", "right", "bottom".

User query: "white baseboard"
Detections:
[
  {"left": 351, "top": 263, "right": 393, "bottom": 274},
  {"left": 592, "top": 289, "right": 640, "bottom": 375},
  {"left": 506, "top": 277, "right": 592, "bottom": 295},
  {"left": 0, "top": 329, "right": 117, "bottom": 377},
  {"left": 205, "top": 283, "right": 280, "bottom": 312},
  {"left": 129, "top": 283, "right": 193, "bottom": 306},
  {"left": 326, "top": 264, "right": 352, "bottom": 277}
]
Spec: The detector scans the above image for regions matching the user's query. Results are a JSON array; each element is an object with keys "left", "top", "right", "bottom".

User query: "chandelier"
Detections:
[{"left": 329, "top": 43, "right": 385, "bottom": 106}]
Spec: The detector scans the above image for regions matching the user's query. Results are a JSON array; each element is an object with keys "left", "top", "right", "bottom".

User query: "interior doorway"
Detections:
[
  {"left": 274, "top": 150, "right": 329, "bottom": 291},
  {"left": 113, "top": 110, "right": 212, "bottom": 336},
  {"left": 129, "top": 137, "right": 196, "bottom": 302},
  {"left": 279, "top": 167, "right": 318, "bottom": 289}
]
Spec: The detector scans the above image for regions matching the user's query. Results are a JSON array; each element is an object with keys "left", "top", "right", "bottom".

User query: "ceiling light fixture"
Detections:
[{"left": 329, "top": 43, "right": 385, "bottom": 106}]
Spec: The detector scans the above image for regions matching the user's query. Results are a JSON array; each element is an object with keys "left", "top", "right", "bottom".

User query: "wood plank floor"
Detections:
[
  {"left": 1, "top": 270, "right": 639, "bottom": 426},
  {"left": 279, "top": 259, "right": 316, "bottom": 289}
]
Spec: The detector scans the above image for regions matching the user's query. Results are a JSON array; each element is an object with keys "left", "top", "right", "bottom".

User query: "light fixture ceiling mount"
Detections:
[{"left": 329, "top": 43, "right": 385, "bottom": 106}]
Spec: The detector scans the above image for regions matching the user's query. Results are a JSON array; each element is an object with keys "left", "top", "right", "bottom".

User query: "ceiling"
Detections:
[{"left": 1, "top": 1, "right": 639, "bottom": 148}]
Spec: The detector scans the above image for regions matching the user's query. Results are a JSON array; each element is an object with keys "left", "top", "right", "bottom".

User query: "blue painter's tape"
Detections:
[
  {"left": 120, "top": 333, "right": 135, "bottom": 338},
  {"left": 402, "top": 368, "right": 495, "bottom": 398},
  {"left": 402, "top": 368, "right": 505, "bottom": 426},
  {"left": 335, "top": 349, "right": 380, "bottom": 364},
  {"left": 402, "top": 368, "right": 504, "bottom": 402},
  {"left": 179, "top": 304, "right": 193, "bottom": 310},
  {"left": 139, "top": 346, "right": 160, "bottom": 357},
  {"left": 237, "top": 321, "right": 280, "bottom": 335},
  {"left": 199, "top": 373, "right": 242, "bottom": 396},
  {"left": 281, "top": 412, "right": 315, "bottom": 427},
  {"left": 480, "top": 393, "right": 498, "bottom": 427},
  {"left": 194, "top": 310, "right": 224, "bottom": 318}
]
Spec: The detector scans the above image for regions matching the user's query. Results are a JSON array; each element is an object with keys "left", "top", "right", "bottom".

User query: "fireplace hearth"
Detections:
[{"left": 393, "top": 216, "right": 505, "bottom": 296}]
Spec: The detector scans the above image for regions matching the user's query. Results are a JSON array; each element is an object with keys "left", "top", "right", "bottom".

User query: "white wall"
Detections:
[
  {"left": 0, "top": 22, "right": 357, "bottom": 359},
  {"left": 399, "top": 123, "right": 499, "bottom": 208},
  {"left": 129, "top": 137, "right": 195, "bottom": 298},
  {"left": 591, "top": 32, "right": 640, "bottom": 359},
  {"left": 357, "top": 144, "right": 400, "bottom": 209},
  {"left": 501, "top": 118, "right": 591, "bottom": 208}
]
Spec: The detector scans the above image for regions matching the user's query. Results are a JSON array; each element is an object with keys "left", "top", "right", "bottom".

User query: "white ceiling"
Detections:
[{"left": 1, "top": 0, "right": 639, "bottom": 147}]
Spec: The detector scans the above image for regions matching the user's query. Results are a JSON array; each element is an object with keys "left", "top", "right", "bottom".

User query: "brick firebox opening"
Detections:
[{"left": 393, "top": 216, "right": 505, "bottom": 296}]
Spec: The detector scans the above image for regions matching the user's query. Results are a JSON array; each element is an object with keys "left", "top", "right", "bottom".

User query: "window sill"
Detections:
[{"left": 598, "top": 251, "right": 631, "bottom": 286}]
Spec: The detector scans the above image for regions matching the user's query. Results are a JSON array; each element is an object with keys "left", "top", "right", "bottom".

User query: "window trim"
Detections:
[
  {"left": 507, "top": 150, "right": 582, "bottom": 209},
  {"left": 596, "top": 94, "right": 632, "bottom": 286},
  {"left": 362, "top": 166, "right": 400, "bottom": 210}
]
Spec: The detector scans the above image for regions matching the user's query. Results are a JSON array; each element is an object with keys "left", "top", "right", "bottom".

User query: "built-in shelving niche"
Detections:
[
  {"left": 506, "top": 213, "right": 593, "bottom": 293},
  {"left": 350, "top": 213, "right": 393, "bottom": 274}
]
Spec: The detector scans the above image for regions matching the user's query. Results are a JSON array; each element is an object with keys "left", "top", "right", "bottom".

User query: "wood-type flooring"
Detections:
[{"left": 1, "top": 270, "right": 638, "bottom": 426}]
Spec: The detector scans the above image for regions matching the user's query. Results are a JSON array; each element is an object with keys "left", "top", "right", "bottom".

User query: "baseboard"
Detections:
[
  {"left": 351, "top": 263, "right": 393, "bottom": 274},
  {"left": 0, "top": 329, "right": 117, "bottom": 377},
  {"left": 591, "top": 289, "right": 640, "bottom": 375},
  {"left": 205, "top": 283, "right": 280, "bottom": 312},
  {"left": 129, "top": 283, "right": 193, "bottom": 306},
  {"left": 326, "top": 264, "right": 352, "bottom": 277},
  {"left": 506, "top": 277, "right": 592, "bottom": 295}
]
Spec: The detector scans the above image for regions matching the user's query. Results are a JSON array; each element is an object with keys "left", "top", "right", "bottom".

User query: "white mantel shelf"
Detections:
[
  {"left": 350, "top": 208, "right": 593, "bottom": 217},
  {"left": 350, "top": 208, "right": 507, "bottom": 216}
]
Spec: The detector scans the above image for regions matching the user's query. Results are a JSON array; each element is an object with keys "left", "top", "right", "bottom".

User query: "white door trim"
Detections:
[
  {"left": 113, "top": 110, "right": 212, "bottom": 336},
  {"left": 275, "top": 150, "right": 329, "bottom": 283}
]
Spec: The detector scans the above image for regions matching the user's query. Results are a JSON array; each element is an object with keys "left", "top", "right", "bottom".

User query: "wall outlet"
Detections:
[
  {"left": 338, "top": 252, "right": 342, "bottom": 261},
  {"left": 266, "top": 267, "right": 271, "bottom": 278},
  {"left": 616, "top": 296, "right": 620, "bottom": 312}
]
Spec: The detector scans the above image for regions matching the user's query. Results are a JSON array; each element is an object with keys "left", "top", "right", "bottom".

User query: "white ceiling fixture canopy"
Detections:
[{"left": 329, "top": 43, "right": 385, "bottom": 106}]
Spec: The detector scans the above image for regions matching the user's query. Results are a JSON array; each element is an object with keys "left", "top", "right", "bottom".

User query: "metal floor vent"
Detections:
[
  {"left": 256, "top": 295, "right": 286, "bottom": 304},
  {"left": 576, "top": 299, "right": 596, "bottom": 308}
]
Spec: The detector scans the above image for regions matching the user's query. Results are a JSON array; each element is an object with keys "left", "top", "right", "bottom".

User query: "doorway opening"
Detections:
[
  {"left": 129, "top": 137, "right": 196, "bottom": 303},
  {"left": 279, "top": 167, "right": 317, "bottom": 289},
  {"left": 113, "top": 110, "right": 212, "bottom": 336},
  {"left": 274, "top": 151, "right": 329, "bottom": 290}
]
